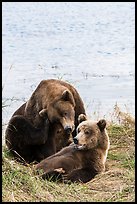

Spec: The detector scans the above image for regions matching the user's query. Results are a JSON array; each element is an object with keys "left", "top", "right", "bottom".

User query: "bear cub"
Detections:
[{"left": 35, "top": 114, "right": 110, "bottom": 183}]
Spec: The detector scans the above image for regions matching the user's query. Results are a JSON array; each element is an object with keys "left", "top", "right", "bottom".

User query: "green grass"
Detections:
[{"left": 2, "top": 103, "right": 135, "bottom": 202}]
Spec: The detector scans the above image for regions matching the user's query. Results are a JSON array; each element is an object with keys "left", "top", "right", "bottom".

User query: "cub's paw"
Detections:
[{"left": 42, "top": 169, "right": 65, "bottom": 182}]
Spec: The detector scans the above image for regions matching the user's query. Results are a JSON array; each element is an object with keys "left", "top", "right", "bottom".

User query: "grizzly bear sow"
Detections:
[
  {"left": 35, "top": 114, "right": 110, "bottom": 183},
  {"left": 5, "top": 79, "right": 86, "bottom": 163}
]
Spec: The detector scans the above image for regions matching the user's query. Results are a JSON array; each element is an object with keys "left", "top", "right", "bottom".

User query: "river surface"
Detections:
[{"left": 2, "top": 2, "right": 135, "bottom": 143}]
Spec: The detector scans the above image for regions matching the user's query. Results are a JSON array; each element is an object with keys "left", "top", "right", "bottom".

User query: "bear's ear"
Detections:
[
  {"left": 39, "top": 108, "right": 47, "bottom": 118},
  {"left": 97, "top": 119, "right": 106, "bottom": 131},
  {"left": 61, "top": 90, "right": 72, "bottom": 101},
  {"left": 78, "top": 114, "right": 87, "bottom": 124}
]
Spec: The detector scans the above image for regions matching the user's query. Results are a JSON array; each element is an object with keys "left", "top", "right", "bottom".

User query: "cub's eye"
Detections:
[{"left": 84, "top": 130, "right": 90, "bottom": 135}]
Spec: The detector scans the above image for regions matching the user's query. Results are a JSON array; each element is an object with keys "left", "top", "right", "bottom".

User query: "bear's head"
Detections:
[
  {"left": 73, "top": 114, "right": 109, "bottom": 150},
  {"left": 39, "top": 90, "right": 75, "bottom": 135}
]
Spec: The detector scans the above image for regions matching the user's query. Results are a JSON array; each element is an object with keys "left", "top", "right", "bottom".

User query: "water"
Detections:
[{"left": 2, "top": 2, "right": 135, "bottom": 143}]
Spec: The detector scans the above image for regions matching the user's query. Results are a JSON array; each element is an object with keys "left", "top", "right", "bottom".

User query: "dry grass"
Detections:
[{"left": 2, "top": 105, "right": 135, "bottom": 202}]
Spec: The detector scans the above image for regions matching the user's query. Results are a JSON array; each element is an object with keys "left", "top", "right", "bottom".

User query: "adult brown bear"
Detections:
[
  {"left": 35, "top": 114, "right": 110, "bottom": 183},
  {"left": 5, "top": 79, "right": 86, "bottom": 163}
]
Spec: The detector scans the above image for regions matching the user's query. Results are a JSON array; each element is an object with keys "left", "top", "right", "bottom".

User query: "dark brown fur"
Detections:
[
  {"left": 35, "top": 114, "right": 110, "bottom": 183},
  {"left": 5, "top": 79, "right": 85, "bottom": 163}
]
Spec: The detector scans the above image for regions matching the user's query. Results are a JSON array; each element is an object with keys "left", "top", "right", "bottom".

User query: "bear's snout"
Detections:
[
  {"left": 73, "top": 137, "right": 78, "bottom": 144},
  {"left": 64, "top": 125, "right": 73, "bottom": 135}
]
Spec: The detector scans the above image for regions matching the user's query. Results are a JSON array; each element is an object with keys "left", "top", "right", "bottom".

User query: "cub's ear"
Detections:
[
  {"left": 39, "top": 109, "right": 47, "bottom": 118},
  {"left": 78, "top": 114, "right": 87, "bottom": 124},
  {"left": 97, "top": 119, "right": 106, "bottom": 131}
]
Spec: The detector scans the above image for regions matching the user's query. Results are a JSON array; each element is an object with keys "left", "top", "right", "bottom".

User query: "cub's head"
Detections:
[
  {"left": 73, "top": 114, "right": 109, "bottom": 150},
  {"left": 39, "top": 90, "right": 75, "bottom": 135}
]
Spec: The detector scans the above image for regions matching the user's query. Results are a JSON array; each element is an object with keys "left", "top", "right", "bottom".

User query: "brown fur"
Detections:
[
  {"left": 5, "top": 79, "right": 85, "bottom": 163},
  {"left": 35, "top": 114, "right": 110, "bottom": 183}
]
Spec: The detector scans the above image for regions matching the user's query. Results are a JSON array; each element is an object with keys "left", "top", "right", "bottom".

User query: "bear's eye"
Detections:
[{"left": 64, "top": 112, "right": 67, "bottom": 116}]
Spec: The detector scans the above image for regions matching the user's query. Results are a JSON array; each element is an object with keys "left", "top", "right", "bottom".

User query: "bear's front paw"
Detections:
[
  {"left": 54, "top": 168, "right": 65, "bottom": 174},
  {"left": 39, "top": 109, "right": 47, "bottom": 118}
]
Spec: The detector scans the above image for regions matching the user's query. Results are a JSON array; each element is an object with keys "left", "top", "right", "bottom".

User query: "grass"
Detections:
[{"left": 2, "top": 104, "right": 135, "bottom": 202}]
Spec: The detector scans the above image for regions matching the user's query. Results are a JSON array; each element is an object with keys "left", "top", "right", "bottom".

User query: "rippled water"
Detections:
[{"left": 2, "top": 2, "right": 135, "bottom": 142}]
